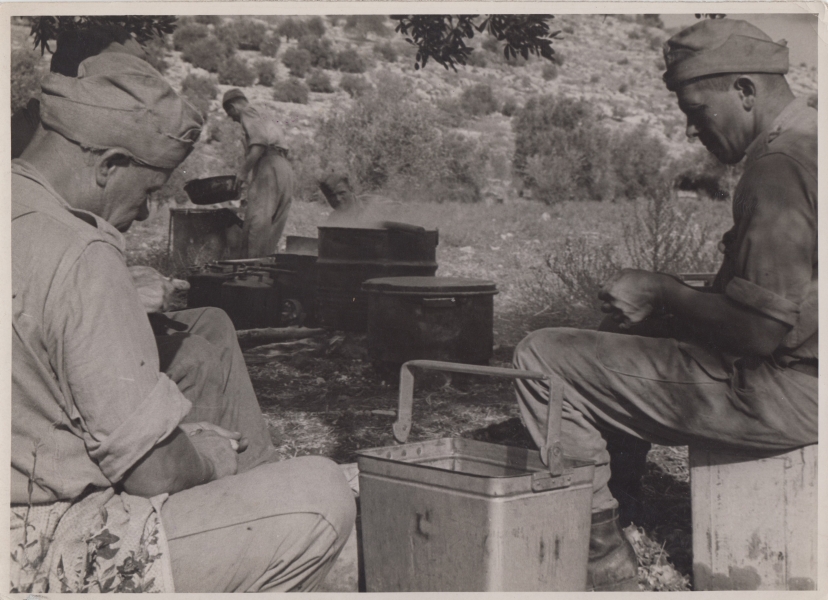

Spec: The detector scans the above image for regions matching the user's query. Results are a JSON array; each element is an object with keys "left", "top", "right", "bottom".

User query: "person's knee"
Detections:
[
  {"left": 297, "top": 457, "right": 357, "bottom": 538},
  {"left": 191, "top": 306, "right": 238, "bottom": 346}
]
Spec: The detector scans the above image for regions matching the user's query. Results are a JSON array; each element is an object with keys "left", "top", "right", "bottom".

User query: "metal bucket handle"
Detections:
[{"left": 393, "top": 360, "right": 564, "bottom": 477}]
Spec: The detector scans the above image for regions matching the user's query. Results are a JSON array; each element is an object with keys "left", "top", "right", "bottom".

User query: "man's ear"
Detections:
[
  {"left": 734, "top": 76, "right": 757, "bottom": 111},
  {"left": 95, "top": 149, "right": 132, "bottom": 188}
]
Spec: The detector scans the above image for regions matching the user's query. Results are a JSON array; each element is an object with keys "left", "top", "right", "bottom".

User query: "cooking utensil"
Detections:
[{"left": 184, "top": 175, "right": 240, "bottom": 205}]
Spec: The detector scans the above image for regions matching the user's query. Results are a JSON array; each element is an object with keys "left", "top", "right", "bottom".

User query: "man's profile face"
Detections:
[
  {"left": 224, "top": 101, "right": 243, "bottom": 122},
  {"left": 101, "top": 161, "right": 172, "bottom": 232},
  {"left": 676, "top": 81, "right": 751, "bottom": 165}
]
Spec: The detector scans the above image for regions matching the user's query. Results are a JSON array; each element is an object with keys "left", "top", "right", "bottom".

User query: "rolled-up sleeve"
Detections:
[
  {"left": 45, "top": 240, "right": 192, "bottom": 484},
  {"left": 726, "top": 153, "right": 816, "bottom": 325}
]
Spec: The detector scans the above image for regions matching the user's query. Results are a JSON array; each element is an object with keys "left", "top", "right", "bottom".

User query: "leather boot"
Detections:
[{"left": 587, "top": 508, "right": 639, "bottom": 591}]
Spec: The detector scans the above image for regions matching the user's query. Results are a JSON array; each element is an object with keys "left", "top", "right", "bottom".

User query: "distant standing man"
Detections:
[
  {"left": 222, "top": 89, "right": 294, "bottom": 257},
  {"left": 512, "top": 19, "right": 816, "bottom": 591}
]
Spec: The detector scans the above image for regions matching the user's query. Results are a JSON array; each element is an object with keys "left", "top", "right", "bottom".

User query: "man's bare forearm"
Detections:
[{"left": 239, "top": 145, "right": 266, "bottom": 180}]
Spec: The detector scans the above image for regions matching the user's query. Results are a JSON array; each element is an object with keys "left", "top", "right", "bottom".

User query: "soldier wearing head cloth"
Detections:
[
  {"left": 11, "top": 51, "right": 355, "bottom": 593},
  {"left": 511, "top": 18, "right": 817, "bottom": 591}
]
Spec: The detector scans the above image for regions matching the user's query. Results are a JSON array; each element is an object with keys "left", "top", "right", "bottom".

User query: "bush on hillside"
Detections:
[
  {"left": 335, "top": 48, "right": 368, "bottom": 73},
  {"left": 481, "top": 36, "right": 500, "bottom": 53},
  {"left": 504, "top": 53, "right": 528, "bottom": 67},
  {"left": 501, "top": 98, "right": 519, "bottom": 117},
  {"left": 460, "top": 83, "right": 499, "bottom": 116},
  {"left": 513, "top": 95, "right": 616, "bottom": 202},
  {"left": 541, "top": 63, "right": 558, "bottom": 80},
  {"left": 173, "top": 22, "right": 209, "bottom": 50},
  {"left": 339, "top": 74, "right": 373, "bottom": 98},
  {"left": 298, "top": 35, "right": 336, "bottom": 69},
  {"left": 254, "top": 59, "right": 277, "bottom": 86},
  {"left": 257, "top": 37, "right": 279, "bottom": 59},
  {"left": 181, "top": 36, "right": 233, "bottom": 72},
  {"left": 373, "top": 40, "right": 398, "bottom": 63},
  {"left": 306, "top": 16, "right": 326, "bottom": 36},
  {"left": 180, "top": 73, "right": 218, "bottom": 116},
  {"left": 276, "top": 18, "right": 308, "bottom": 40},
  {"left": 272, "top": 78, "right": 309, "bottom": 104},
  {"left": 217, "top": 18, "right": 267, "bottom": 51},
  {"left": 307, "top": 70, "right": 334, "bottom": 93},
  {"left": 11, "top": 49, "right": 42, "bottom": 113},
  {"left": 317, "top": 72, "right": 487, "bottom": 202},
  {"left": 611, "top": 125, "right": 668, "bottom": 200},
  {"left": 465, "top": 50, "right": 487, "bottom": 68},
  {"left": 143, "top": 35, "right": 170, "bottom": 74},
  {"left": 218, "top": 55, "right": 256, "bottom": 87},
  {"left": 670, "top": 146, "right": 737, "bottom": 201},
  {"left": 344, "top": 15, "right": 390, "bottom": 38},
  {"left": 282, "top": 47, "right": 312, "bottom": 78}
]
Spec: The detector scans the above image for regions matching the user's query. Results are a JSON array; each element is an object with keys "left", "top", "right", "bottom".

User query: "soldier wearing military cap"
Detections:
[{"left": 513, "top": 18, "right": 816, "bottom": 591}]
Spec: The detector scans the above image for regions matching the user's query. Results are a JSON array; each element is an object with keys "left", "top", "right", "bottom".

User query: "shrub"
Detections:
[
  {"left": 173, "top": 22, "right": 209, "bottom": 51},
  {"left": 562, "top": 25, "right": 575, "bottom": 34},
  {"left": 610, "top": 125, "right": 667, "bottom": 200},
  {"left": 481, "top": 36, "right": 499, "bottom": 53},
  {"left": 617, "top": 57, "right": 630, "bottom": 66},
  {"left": 306, "top": 69, "right": 334, "bottom": 93},
  {"left": 339, "top": 74, "right": 373, "bottom": 98},
  {"left": 143, "top": 35, "right": 170, "bottom": 74},
  {"left": 298, "top": 35, "right": 336, "bottom": 69},
  {"left": 217, "top": 18, "right": 267, "bottom": 51},
  {"left": 276, "top": 17, "right": 307, "bottom": 40},
  {"left": 273, "top": 78, "right": 309, "bottom": 104},
  {"left": 335, "top": 48, "right": 368, "bottom": 73},
  {"left": 460, "top": 83, "right": 499, "bottom": 116},
  {"left": 194, "top": 15, "right": 222, "bottom": 26},
  {"left": 618, "top": 83, "right": 629, "bottom": 94},
  {"left": 636, "top": 14, "right": 665, "bottom": 29},
  {"left": 547, "top": 237, "right": 620, "bottom": 310},
  {"left": 671, "top": 146, "right": 737, "bottom": 201},
  {"left": 550, "top": 51, "right": 565, "bottom": 66},
  {"left": 465, "top": 50, "right": 487, "bottom": 68},
  {"left": 254, "top": 59, "right": 277, "bottom": 86},
  {"left": 180, "top": 73, "right": 218, "bottom": 116},
  {"left": 504, "top": 52, "right": 528, "bottom": 67},
  {"left": 11, "top": 49, "right": 42, "bottom": 113},
  {"left": 181, "top": 36, "right": 233, "bottom": 72},
  {"left": 306, "top": 16, "right": 326, "bottom": 36},
  {"left": 317, "top": 72, "right": 487, "bottom": 202},
  {"left": 541, "top": 63, "right": 558, "bottom": 81},
  {"left": 513, "top": 95, "right": 616, "bottom": 202},
  {"left": 373, "top": 40, "right": 398, "bottom": 63},
  {"left": 590, "top": 74, "right": 600, "bottom": 83},
  {"left": 218, "top": 55, "right": 256, "bottom": 87},
  {"left": 282, "top": 47, "right": 312, "bottom": 78},
  {"left": 259, "top": 36, "right": 281, "bottom": 58},
  {"left": 501, "top": 98, "right": 519, "bottom": 117},
  {"left": 343, "top": 15, "right": 390, "bottom": 38}
]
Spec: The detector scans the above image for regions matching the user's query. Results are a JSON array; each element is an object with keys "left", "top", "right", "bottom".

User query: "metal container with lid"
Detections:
[
  {"left": 316, "top": 225, "right": 439, "bottom": 332},
  {"left": 168, "top": 207, "right": 243, "bottom": 272},
  {"left": 186, "top": 262, "right": 245, "bottom": 310},
  {"left": 358, "top": 361, "right": 595, "bottom": 591},
  {"left": 363, "top": 276, "right": 497, "bottom": 364}
]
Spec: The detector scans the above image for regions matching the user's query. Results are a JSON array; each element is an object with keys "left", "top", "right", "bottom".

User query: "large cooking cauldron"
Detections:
[{"left": 316, "top": 223, "right": 439, "bottom": 331}]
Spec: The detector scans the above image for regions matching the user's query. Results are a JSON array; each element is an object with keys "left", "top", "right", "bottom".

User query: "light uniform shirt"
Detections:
[
  {"left": 712, "top": 97, "right": 818, "bottom": 364},
  {"left": 11, "top": 160, "right": 191, "bottom": 505},
  {"left": 239, "top": 104, "right": 286, "bottom": 151}
]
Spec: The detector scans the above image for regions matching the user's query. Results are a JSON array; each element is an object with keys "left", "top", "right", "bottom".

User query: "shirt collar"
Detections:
[
  {"left": 12, "top": 159, "right": 127, "bottom": 252},
  {"left": 743, "top": 97, "right": 811, "bottom": 166}
]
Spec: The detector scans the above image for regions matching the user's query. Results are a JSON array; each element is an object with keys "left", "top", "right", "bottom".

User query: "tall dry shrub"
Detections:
[
  {"left": 622, "top": 177, "right": 720, "bottom": 275},
  {"left": 298, "top": 35, "right": 336, "bottom": 69},
  {"left": 610, "top": 124, "right": 668, "bottom": 200},
  {"left": 173, "top": 22, "right": 209, "bottom": 51},
  {"left": 282, "top": 47, "right": 312, "bottom": 78},
  {"left": 181, "top": 36, "right": 233, "bottom": 72}
]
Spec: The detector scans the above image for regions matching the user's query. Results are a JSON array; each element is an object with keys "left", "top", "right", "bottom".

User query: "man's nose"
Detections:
[{"left": 685, "top": 122, "right": 699, "bottom": 140}]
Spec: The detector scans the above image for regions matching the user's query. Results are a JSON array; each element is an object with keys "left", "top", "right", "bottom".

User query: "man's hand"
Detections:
[
  {"left": 180, "top": 423, "right": 243, "bottom": 481},
  {"left": 129, "top": 265, "right": 189, "bottom": 313},
  {"left": 598, "top": 269, "right": 666, "bottom": 329}
]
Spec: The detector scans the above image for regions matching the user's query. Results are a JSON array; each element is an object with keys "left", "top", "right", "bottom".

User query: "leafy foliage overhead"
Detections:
[
  {"left": 29, "top": 16, "right": 177, "bottom": 54},
  {"left": 391, "top": 14, "right": 560, "bottom": 70}
]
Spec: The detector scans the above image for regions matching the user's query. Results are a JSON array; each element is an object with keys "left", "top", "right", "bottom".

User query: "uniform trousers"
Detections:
[
  {"left": 153, "top": 307, "right": 356, "bottom": 591},
  {"left": 513, "top": 328, "right": 817, "bottom": 513}
]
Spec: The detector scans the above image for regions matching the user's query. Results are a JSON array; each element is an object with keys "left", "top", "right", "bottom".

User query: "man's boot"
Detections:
[{"left": 587, "top": 508, "right": 639, "bottom": 591}]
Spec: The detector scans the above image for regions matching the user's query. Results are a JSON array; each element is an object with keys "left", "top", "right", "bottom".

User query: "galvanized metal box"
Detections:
[{"left": 358, "top": 437, "right": 594, "bottom": 591}]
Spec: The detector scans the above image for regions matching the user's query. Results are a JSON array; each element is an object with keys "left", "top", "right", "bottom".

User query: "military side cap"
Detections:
[
  {"left": 663, "top": 18, "right": 788, "bottom": 90},
  {"left": 222, "top": 88, "right": 247, "bottom": 109}
]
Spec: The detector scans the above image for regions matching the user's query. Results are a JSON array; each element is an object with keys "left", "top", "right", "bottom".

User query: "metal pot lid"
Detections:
[{"left": 362, "top": 276, "right": 497, "bottom": 294}]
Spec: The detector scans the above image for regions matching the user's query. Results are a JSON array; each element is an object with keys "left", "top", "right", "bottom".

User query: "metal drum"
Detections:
[
  {"left": 186, "top": 263, "right": 244, "bottom": 310},
  {"left": 168, "top": 207, "right": 243, "bottom": 272},
  {"left": 316, "top": 225, "right": 438, "bottom": 332},
  {"left": 363, "top": 277, "right": 497, "bottom": 364},
  {"left": 220, "top": 271, "right": 279, "bottom": 330}
]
